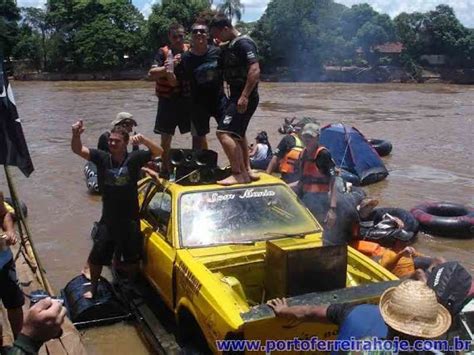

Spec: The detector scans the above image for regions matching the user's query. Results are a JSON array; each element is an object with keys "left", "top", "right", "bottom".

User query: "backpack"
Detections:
[{"left": 427, "top": 261, "right": 473, "bottom": 316}]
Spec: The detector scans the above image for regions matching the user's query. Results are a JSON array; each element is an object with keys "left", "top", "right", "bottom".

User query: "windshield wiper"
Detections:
[
  {"left": 211, "top": 240, "right": 257, "bottom": 246},
  {"left": 264, "top": 230, "right": 319, "bottom": 238}
]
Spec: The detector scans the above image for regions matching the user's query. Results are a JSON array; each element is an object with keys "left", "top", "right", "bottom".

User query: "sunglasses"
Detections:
[
  {"left": 192, "top": 28, "right": 207, "bottom": 35},
  {"left": 171, "top": 34, "right": 184, "bottom": 39}
]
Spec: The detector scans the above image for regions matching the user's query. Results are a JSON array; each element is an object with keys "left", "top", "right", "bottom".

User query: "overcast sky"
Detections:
[{"left": 17, "top": 0, "right": 474, "bottom": 28}]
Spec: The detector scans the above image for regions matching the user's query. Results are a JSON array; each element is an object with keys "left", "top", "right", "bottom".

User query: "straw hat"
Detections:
[{"left": 380, "top": 280, "right": 451, "bottom": 338}]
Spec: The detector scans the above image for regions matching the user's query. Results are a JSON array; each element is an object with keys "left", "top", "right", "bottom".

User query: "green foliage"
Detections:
[
  {"left": 0, "top": 0, "right": 21, "bottom": 58},
  {"left": 146, "top": 0, "right": 211, "bottom": 53},
  {"left": 395, "top": 5, "right": 473, "bottom": 67},
  {"left": 253, "top": 0, "right": 396, "bottom": 76}
]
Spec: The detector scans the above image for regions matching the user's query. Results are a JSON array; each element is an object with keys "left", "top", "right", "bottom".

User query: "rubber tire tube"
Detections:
[
  {"left": 411, "top": 202, "right": 474, "bottom": 239},
  {"left": 368, "top": 139, "right": 392, "bottom": 157}
]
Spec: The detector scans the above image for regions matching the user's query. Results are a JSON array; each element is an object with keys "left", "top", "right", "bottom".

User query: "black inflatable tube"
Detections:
[
  {"left": 411, "top": 202, "right": 474, "bottom": 239},
  {"left": 340, "top": 169, "right": 361, "bottom": 186},
  {"left": 367, "top": 207, "right": 419, "bottom": 236},
  {"left": 369, "top": 139, "right": 392, "bottom": 157},
  {"left": 4, "top": 197, "right": 28, "bottom": 219}
]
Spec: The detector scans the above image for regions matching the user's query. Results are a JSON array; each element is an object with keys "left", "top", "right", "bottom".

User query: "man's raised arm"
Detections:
[{"left": 71, "top": 120, "right": 91, "bottom": 160}]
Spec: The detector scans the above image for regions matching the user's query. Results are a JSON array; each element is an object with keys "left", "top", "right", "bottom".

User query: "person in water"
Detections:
[
  {"left": 249, "top": 131, "right": 272, "bottom": 170},
  {"left": 71, "top": 120, "right": 161, "bottom": 299},
  {"left": 209, "top": 14, "right": 261, "bottom": 185},
  {"left": 97, "top": 112, "right": 139, "bottom": 153},
  {"left": 294, "top": 123, "right": 338, "bottom": 230},
  {"left": 266, "top": 124, "right": 304, "bottom": 184}
]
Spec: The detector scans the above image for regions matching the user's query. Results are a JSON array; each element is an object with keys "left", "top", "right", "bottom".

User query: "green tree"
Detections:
[
  {"left": 146, "top": 0, "right": 211, "bottom": 53},
  {"left": 395, "top": 5, "right": 473, "bottom": 67},
  {"left": 21, "top": 7, "right": 49, "bottom": 69},
  {"left": 12, "top": 24, "right": 42, "bottom": 69},
  {"left": 0, "top": 0, "right": 21, "bottom": 59},
  {"left": 218, "top": 0, "right": 244, "bottom": 23}
]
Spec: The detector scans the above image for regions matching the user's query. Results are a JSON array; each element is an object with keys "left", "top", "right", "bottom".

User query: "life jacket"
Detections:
[
  {"left": 301, "top": 146, "right": 331, "bottom": 193},
  {"left": 279, "top": 134, "right": 304, "bottom": 174},
  {"left": 155, "top": 44, "right": 190, "bottom": 98},
  {"left": 350, "top": 240, "right": 385, "bottom": 260},
  {"left": 222, "top": 35, "right": 257, "bottom": 88}
]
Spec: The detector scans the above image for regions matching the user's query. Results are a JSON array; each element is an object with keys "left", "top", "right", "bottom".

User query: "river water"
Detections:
[{"left": 2, "top": 81, "right": 473, "bottom": 353}]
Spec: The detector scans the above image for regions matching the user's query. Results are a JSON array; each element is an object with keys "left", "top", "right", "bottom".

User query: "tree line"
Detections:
[{"left": 1, "top": 0, "right": 472, "bottom": 76}]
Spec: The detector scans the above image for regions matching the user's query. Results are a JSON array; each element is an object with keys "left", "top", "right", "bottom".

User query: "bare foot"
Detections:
[
  {"left": 81, "top": 265, "right": 91, "bottom": 280},
  {"left": 217, "top": 173, "right": 250, "bottom": 186},
  {"left": 247, "top": 170, "right": 260, "bottom": 181}
]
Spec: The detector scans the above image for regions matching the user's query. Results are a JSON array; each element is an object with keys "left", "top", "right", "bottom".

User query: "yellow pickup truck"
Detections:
[{"left": 138, "top": 173, "right": 397, "bottom": 353}]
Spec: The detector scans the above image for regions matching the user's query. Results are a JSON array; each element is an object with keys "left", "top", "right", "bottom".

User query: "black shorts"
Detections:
[
  {"left": 191, "top": 96, "right": 227, "bottom": 137},
  {"left": 88, "top": 219, "right": 143, "bottom": 266},
  {"left": 154, "top": 96, "right": 191, "bottom": 135},
  {"left": 217, "top": 94, "right": 259, "bottom": 139},
  {"left": 0, "top": 259, "right": 25, "bottom": 309}
]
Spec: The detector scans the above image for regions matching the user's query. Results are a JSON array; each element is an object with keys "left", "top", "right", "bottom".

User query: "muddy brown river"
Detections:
[{"left": 2, "top": 81, "right": 473, "bottom": 353}]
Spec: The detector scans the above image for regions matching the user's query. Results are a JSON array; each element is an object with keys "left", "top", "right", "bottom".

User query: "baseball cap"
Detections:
[
  {"left": 301, "top": 123, "right": 320, "bottom": 137},
  {"left": 111, "top": 112, "right": 137, "bottom": 127}
]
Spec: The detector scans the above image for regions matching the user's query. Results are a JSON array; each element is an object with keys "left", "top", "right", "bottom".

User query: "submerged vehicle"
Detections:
[{"left": 137, "top": 171, "right": 397, "bottom": 352}]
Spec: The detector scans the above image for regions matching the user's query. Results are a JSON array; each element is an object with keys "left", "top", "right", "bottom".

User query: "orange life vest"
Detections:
[
  {"left": 301, "top": 146, "right": 331, "bottom": 193},
  {"left": 155, "top": 44, "right": 190, "bottom": 98},
  {"left": 350, "top": 240, "right": 385, "bottom": 258},
  {"left": 279, "top": 134, "right": 304, "bottom": 174}
]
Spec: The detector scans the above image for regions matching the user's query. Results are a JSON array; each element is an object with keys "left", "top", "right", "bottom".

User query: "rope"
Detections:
[
  {"left": 340, "top": 125, "right": 351, "bottom": 170},
  {"left": 4, "top": 166, "right": 54, "bottom": 296}
]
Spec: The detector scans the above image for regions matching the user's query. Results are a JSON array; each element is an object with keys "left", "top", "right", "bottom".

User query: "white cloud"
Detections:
[
  {"left": 16, "top": 0, "right": 45, "bottom": 8},
  {"left": 140, "top": 1, "right": 158, "bottom": 19}
]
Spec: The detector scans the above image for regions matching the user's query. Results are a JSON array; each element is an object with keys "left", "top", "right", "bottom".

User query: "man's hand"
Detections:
[
  {"left": 5, "top": 230, "right": 17, "bottom": 246},
  {"left": 267, "top": 298, "right": 289, "bottom": 316},
  {"left": 399, "top": 246, "right": 416, "bottom": 257},
  {"left": 237, "top": 95, "right": 249, "bottom": 114},
  {"left": 22, "top": 298, "right": 66, "bottom": 342},
  {"left": 324, "top": 208, "right": 337, "bottom": 229},
  {"left": 71, "top": 120, "right": 85, "bottom": 136},
  {"left": 130, "top": 134, "right": 145, "bottom": 146},
  {"left": 141, "top": 166, "right": 160, "bottom": 181}
]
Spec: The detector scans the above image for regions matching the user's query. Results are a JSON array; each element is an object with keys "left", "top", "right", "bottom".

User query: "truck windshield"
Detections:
[{"left": 179, "top": 185, "right": 319, "bottom": 248}]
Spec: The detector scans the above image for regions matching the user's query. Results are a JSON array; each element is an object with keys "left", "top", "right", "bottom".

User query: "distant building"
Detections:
[
  {"left": 356, "top": 42, "right": 404, "bottom": 66},
  {"left": 373, "top": 42, "right": 404, "bottom": 55},
  {"left": 419, "top": 55, "right": 447, "bottom": 66}
]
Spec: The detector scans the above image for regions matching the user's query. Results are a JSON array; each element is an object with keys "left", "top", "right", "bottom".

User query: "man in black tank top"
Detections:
[
  {"left": 210, "top": 14, "right": 261, "bottom": 186},
  {"left": 71, "top": 120, "right": 162, "bottom": 299}
]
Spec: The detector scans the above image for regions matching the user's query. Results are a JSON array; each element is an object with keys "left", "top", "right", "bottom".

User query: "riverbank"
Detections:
[{"left": 12, "top": 67, "right": 474, "bottom": 84}]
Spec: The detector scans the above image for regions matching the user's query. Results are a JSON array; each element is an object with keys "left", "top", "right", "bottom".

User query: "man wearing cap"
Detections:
[
  {"left": 268, "top": 280, "right": 452, "bottom": 352},
  {"left": 296, "top": 123, "right": 338, "bottom": 230},
  {"left": 97, "top": 112, "right": 139, "bottom": 153},
  {"left": 71, "top": 120, "right": 162, "bottom": 299}
]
